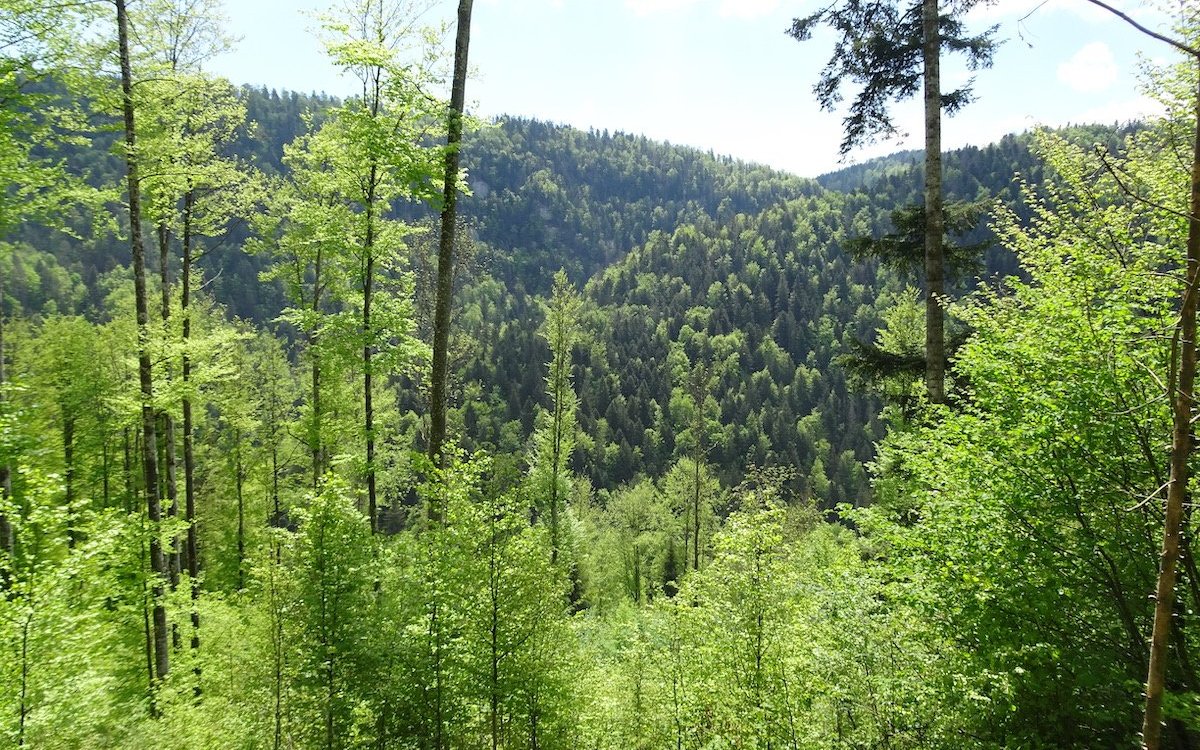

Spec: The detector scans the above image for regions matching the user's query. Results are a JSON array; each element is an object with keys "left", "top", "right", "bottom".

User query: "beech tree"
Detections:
[
  {"left": 254, "top": 140, "right": 350, "bottom": 490},
  {"left": 1063, "top": 6, "right": 1200, "bottom": 747},
  {"left": 132, "top": 1, "right": 254, "bottom": 673},
  {"left": 115, "top": 0, "right": 171, "bottom": 696},
  {"left": 316, "top": 0, "right": 444, "bottom": 532}
]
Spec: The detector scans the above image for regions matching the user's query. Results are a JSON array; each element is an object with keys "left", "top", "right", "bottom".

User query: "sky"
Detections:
[{"left": 206, "top": 0, "right": 1174, "bottom": 178}]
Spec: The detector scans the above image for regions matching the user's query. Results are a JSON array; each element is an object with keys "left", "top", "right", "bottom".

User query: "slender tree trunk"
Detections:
[
  {"left": 158, "top": 224, "right": 182, "bottom": 589},
  {"left": 102, "top": 437, "right": 110, "bottom": 509},
  {"left": 17, "top": 609, "right": 30, "bottom": 747},
  {"left": 921, "top": 0, "right": 945, "bottom": 404},
  {"left": 689, "top": 364, "right": 708, "bottom": 571},
  {"left": 1143, "top": 70, "right": 1200, "bottom": 750},
  {"left": 325, "top": 637, "right": 335, "bottom": 750},
  {"left": 428, "top": 0, "right": 474, "bottom": 489},
  {"left": 549, "top": 352, "right": 563, "bottom": 565},
  {"left": 117, "top": 0, "right": 168, "bottom": 687},
  {"left": 490, "top": 508, "right": 501, "bottom": 750},
  {"left": 692, "top": 454, "right": 701, "bottom": 571},
  {"left": 431, "top": 595, "right": 445, "bottom": 750},
  {"left": 0, "top": 269, "right": 12, "bottom": 565},
  {"left": 311, "top": 339, "right": 322, "bottom": 489},
  {"left": 140, "top": 524, "right": 156, "bottom": 716},
  {"left": 364, "top": 231, "right": 376, "bottom": 533},
  {"left": 1073, "top": 5, "right": 1200, "bottom": 746},
  {"left": 273, "top": 561, "right": 284, "bottom": 748},
  {"left": 272, "top": 554, "right": 285, "bottom": 750},
  {"left": 181, "top": 189, "right": 201, "bottom": 680},
  {"left": 63, "top": 417, "right": 76, "bottom": 550},
  {"left": 236, "top": 441, "right": 245, "bottom": 590},
  {"left": 123, "top": 428, "right": 133, "bottom": 514},
  {"left": 311, "top": 248, "right": 324, "bottom": 489}
]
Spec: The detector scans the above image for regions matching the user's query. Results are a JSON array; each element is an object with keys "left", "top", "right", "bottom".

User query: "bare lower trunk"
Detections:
[
  {"left": 159, "top": 224, "right": 181, "bottom": 588},
  {"left": 64, "top": 418, "right": 76, "bottom": 550},
  {"left": 921, "top": 0, "right": 945, "bottom": 404},
  {"left": 117, "top": 0, "right": 168, "bottom": 688},
  {"left": 692, "top": 456, "right": 701, "bottom": 571},
  {"left": 236, "top": 442, "right": 245, "bottom": 590},
  {"left": 181, "top": 190, "right": 201, "bottom": 680},
  {"left": 311, "top": 343, "right": 321, "bottom": 488},
  {"left": 428, "top": 0, "right": 475, "bottom": 494},
  {"left": 17, "top": 610, "right": 30, "bottom": 746},
  {"left": 364, "top": 247, "right": 376, "bottom": 533},
  {"left": 0, "top": 270, "right": 11, "bottom": 566}
]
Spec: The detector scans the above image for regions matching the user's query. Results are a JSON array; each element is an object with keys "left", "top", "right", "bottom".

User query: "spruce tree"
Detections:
[{"left": 789, "top": 0, "right": 996, "bottom": 402}]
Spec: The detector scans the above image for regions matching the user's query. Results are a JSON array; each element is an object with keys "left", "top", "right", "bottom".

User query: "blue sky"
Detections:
[{"left": 207, "top": 0, "right": 1171, "bottom": 177}]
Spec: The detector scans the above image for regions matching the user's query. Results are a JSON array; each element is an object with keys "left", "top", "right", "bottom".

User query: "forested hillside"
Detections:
[
  {"left": 4, "top": 1, "right": 1200, "bottom": 749},
  {"left": 8, "top": 89, "right": 1083, "bottom": 501}
]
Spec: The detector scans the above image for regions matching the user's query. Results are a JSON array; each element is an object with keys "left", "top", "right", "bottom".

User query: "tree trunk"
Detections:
[
  {"left": 117, "top": 0, "right": 169, "bottom": 687},
  {"left": 921, "top": 0, "right": 945, "bottom": 404},
  {"left": 550, "top": 353, "right": 563, "bottom": 565},
  {"left": 159, "top": 223, "right": 182, "bottom": 588},
  {"left": 689, "top": 364, "right": 708, "bottom": 571},
  {"left": 490, "top": 508, "right": 501, "bottom": 750},
  {"left": 123, "top": 427, "right": 133, "bottom": 514},
  {"left": 63, "top": 417, "right": 76, "bottom": 550},
  {"left": 1073, "top": 5, "right": 1200, "bottom": 746},
  {"left": 0, "top": 269, "right": 12, "bottom": 567},
  {"left": 364, "top": 232, "right": 376, "bottom": 533},
  {"left": 692, "top": 454, "right": 701, "bottom": 571},
  {"left": 1143, "top": 69, "right": 1200, "bottom": 750},
  {"left": 311, "top": 245, "right": 324, "bottom": 490},
  {"left": 102, "top": 437, "right": 110, "bottom": 509},
  {"left": 17, "top": 609, "right": 30, "bottom": 746},
  {"left": 181, "top": 188, "right": 201, "bottom": 676},
  {"left": 428, "top": 0, "right": 474, "bottom": 490},
  {"left": 236, "top": 441, "right": 245, "bottom": 591}
]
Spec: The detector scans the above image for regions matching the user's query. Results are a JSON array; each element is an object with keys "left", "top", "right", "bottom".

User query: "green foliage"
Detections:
[
  {"left": 789, "top": 0, "right": 997, "bottom": 154},
  {"left": 4, "top": 1, "right": 1194, "bottom": 746},
  {"left": 855, "top": 122, "right": 1196, "bottom": 747}
]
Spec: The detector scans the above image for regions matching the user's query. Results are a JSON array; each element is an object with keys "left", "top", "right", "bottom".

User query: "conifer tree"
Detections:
[
  {"left": 532, "top": 269, "right": 580, "bottom": 566},
  {"left": 789, "top": 0, "right": 996, "bottom": 402}
]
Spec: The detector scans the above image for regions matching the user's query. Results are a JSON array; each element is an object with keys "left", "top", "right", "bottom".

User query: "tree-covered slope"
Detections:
[
  {"left": 2, "top": 85, "right": 1126, "bottom": 501},
  {"left": 460, "top": 117, "right": 822, "bottom": 288},
  {"left": 436, "top": 188, "right": 889, "bottom": 502}
]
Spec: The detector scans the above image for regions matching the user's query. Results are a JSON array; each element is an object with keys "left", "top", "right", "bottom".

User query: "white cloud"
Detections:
[
  {"left": 1074, "top": 93, "right": 1164, "bottom": 124},
  {"left": 1057, "top": 41, "right": 1118, "bottom": 93},
  {"left": 717, "top": 0, "right": 780, "bottom": 20}
]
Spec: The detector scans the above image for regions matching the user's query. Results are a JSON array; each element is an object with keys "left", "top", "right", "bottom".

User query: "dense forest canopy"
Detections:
[{"left": 1, "top": 1, "right": 1198, "bottom": 749}]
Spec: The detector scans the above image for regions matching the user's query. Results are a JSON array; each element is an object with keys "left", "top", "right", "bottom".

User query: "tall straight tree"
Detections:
[
  {"left": 789, "top": 0, "right": 995, "bottom": 403},
  {"left": 318, "top": 0, "right": 444, "bottom": 532},
  {"left": 428, "top": 0, "right": 473, "bottom": 480},
  {"left": 128, "top": 0, "right": 251, "bottom": 687},
  {"left": 115, "top": 0, "right": 170, "bottom": 692},
  {"left": 532, "top": 269, "right": 580, "bottom": 566},
  {"left": 134, "top": 3, "right": 245, "bottom": 646},
  {"left": 254, "top": 145, "right": 348, "bottom": 491}
]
